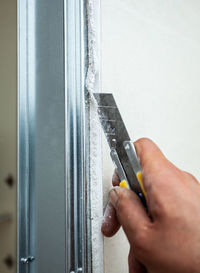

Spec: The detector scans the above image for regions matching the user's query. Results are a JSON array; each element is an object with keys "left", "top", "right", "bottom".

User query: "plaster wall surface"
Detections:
[{"left": 102, "top": 1, "right": 200, "bottom": 272}]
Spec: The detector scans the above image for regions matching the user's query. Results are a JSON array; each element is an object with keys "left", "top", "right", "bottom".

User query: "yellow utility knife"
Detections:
[{"left": 94, "top": 93, "right": 146, "bottom": 207}]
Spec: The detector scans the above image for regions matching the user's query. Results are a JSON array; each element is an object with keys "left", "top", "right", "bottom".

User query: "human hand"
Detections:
[{"left": 102, "top": 138, "right": 200, "bottom": 273}]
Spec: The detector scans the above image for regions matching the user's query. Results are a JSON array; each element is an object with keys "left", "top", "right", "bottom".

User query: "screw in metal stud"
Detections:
[{"left": 20, "top": 256, "right": 35, "bottom": 264}]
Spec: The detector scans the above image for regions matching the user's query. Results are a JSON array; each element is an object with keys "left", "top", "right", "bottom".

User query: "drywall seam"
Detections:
[{"left": 86, "top": 0, "right": 104, "bottom": 273}]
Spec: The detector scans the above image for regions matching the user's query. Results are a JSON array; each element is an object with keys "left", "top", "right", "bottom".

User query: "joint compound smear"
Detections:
[{"left": 86, "top": 0, "right": 104, "bottom": 273}]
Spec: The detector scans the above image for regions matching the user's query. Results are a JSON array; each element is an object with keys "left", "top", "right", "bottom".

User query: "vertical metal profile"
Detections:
[
  {"left": 18, "top": 0, "right": 91, "bottom": 272},
  {"left": 18, "top": 0, "right": 36, "bottom": 273},
  {"left": 64, "top": 0, "right": 91, "bottom": 272}
]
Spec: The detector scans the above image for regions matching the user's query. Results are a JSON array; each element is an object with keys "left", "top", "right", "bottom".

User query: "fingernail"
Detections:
[
  {"left": 112, "top": 171, "right": 120, "bottom": 186},
  {"left": 102, "top": 201, "right": 114, "bottom": 223},
  {"left": 112, "top": 171, "right": 118, "bottom": 181},
  {"left": 109, "top": 188, "right": 119, "bottom": 208}
]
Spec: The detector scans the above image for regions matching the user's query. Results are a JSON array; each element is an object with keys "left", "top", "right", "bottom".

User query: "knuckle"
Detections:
[
  {"left": 134, "top": 227, "right": 150, "bottom": 255},
  {"left": 183, "top": 171, "right": 192, "bottom": 177},
  {"left": 116, "top": 195, "right": 127, "bottom": 213},
  {"left": 183, "top": 171, "right": 198, "bottom": 183},
  {"left": 116, "top": 189, "right": 138, "bottom": 213}
]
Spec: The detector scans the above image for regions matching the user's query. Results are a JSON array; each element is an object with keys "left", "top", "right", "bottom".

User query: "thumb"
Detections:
[
  {"left": 109, "top": 186, "right": 151, "bottom": 245},
  {"left": 134, "top": 138, "right": 174, "bottom": 193},
  {"left": 134, "top": 138, "right": 168, "bottom": 175}
]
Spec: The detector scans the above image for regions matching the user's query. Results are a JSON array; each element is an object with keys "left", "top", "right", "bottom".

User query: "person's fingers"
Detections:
[
  {"left": 112, "top": 171, "right": 120, "bottom": 186},
  {"left": 101, "top": 171, "right": 121, "bottom": 237},
  {"left": 129, "top": 248, "right": 147, "bottom": 273},
  {"left": 101, "top": 201, "right": 120, "bottom": 237},
  {"left": 109, "top": 186, "right": 152, "bottom": 245}
]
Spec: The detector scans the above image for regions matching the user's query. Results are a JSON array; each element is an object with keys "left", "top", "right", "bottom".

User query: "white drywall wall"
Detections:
[{"left": 102, "top": 1, "right": 200, "bottom": 272}]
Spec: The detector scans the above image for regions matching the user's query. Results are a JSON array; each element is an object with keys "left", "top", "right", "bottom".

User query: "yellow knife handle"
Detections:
[
  {"left": 119, "top": 172, "right": 146, "bottom": 198},
  {"left": 119, "top": 180, "right": 129, "bottom": 189},
  {"left": 136, "top": 171, "right": 146, "bottom": 197}
]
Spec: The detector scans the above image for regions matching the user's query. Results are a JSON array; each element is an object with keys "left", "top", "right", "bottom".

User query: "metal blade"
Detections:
[
  {"left": 94, "top": 93, "right": 144, "bottom": 199},
  {"left": 93, "top": 93, "right": 130, "bottom": 150}
]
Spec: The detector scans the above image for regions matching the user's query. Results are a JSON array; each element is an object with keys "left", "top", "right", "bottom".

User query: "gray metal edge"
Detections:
[{"left": 64, "top": 0, "right": 91, "bottom": 272}]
